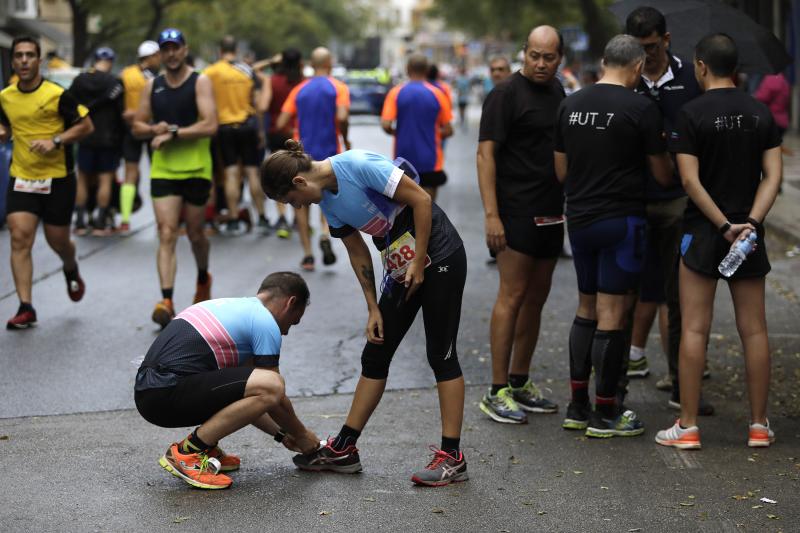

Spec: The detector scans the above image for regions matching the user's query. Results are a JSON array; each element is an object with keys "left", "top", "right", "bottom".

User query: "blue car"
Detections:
[{"left": 344, "top": 77, "right": 388, "bottom": 115}]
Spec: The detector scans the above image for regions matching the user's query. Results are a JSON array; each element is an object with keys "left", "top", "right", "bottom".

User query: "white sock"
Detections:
[{"left": 629, "top": 345, "right": 645, "bottom": 361}]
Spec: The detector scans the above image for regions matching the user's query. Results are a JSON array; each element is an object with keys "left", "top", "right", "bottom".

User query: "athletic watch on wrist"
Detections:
[
  {"left": 718, "top": 221, "right": 731, "bottom": 235},
  {"left": 168, "top": 124, "right": 179, "bottom": 139},
  {"left": 273, "top": 429, "right": 286, "bottom": 443},
  {"left": 52, "top": 136, "right": 62, "bottom": 148}
]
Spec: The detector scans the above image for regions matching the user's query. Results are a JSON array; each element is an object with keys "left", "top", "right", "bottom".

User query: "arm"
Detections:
[
  {"left": 554, "top": 150, "right": 568, "bottom": 183},
  {"left": 440, "top": 122, "right": 453, "bottom": 139},
  {"left": 341, "top": 231, "right": 384, "bottom": 344},
  {"left": 337, "top": 104, "right": 350, "bottom": 150},
  {"left": 150, "top": 74, "right": 219, "bottom": 150},
  {"left": 30, "top": 116, "right": 94, "bottom": 154},
  {"left": 677, "top": 153, "right": 751, "bottom": 242},
  {"left": 256, "top": 73, "right": 271, "bottom": 114},
  {"left": 275, "top": 110, "right": 292, "bottom": 133},
  {"left": 380, "top": 118, "right": 394, "bottom": 135},
  {"left": 392, "top": 176, "right": 432, "bottom": 300},
  {"left": 477, "top": 140, "right": 506, "bottom": 252},
  {"left": 647, "top": 152, "right": 675, "bottom": 188},
  {"left": 747, "top": 146, "right": 782, "bottom": 224}
]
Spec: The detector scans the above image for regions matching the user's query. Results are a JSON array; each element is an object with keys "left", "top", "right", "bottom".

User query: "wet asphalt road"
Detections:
[{"left": 1, "top": 114, "right": 799, "bottom": 532}]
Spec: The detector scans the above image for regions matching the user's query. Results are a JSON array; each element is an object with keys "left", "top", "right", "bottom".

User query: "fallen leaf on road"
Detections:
[
  {"left": 363, "top": 497, "right": 376, "bottom": 502},
  {"left": 537, "top": 511, "right": 547, "bottom": 516},
  {"left": 760, "top": 497, "right": 777, "bottom": 504},
  {"left": 767, "top": 514, "right": 779, "bottom": 520},
  {"left": 600, "top": 486, "right": 609, "bottom": 490},
  {"left": 747, "top": 457, "right": 756, "bottom": 462},
  {"left": 522, "top": 501, "right": 534, "bottom": 506},
  {"left": 537, "top": 488, "right": 550, "bottom": 492},
  {"left": 628, "top": 529, "right": 642, "bottom": 532},
  {"left": 432, "top": 508, "right": 445, "bottom": 514},
  {"left": 732, "top": 494, "right": 749, "bottom": 500},
  {"left": 687, "top": 495, "right": 695, "bottom": 499},
  {"left": 319, "top": 511, "right": 332, "bottom": 516},
  {"left": 573, "top": 470, "right": 584, "bottom": 475},
  {"left": 679, "top": 502, "right": 694, "bottom": 507},
  {"left": 0, "top": 435, "right": 8, "bottom": 441},
  {"left": 172, "top": 516, "right": 190, "bottom": 524},
  {"left": 752, "top": 505, "right": 763, "bottom": 509}
]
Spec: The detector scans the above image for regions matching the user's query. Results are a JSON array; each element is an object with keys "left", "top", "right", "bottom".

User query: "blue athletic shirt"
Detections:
[
  {"left": 281, "top": 76, "right": 350, "bottom": 161},
  {"left": 322, "top": 149, "right": 462, "bottom": 263}
]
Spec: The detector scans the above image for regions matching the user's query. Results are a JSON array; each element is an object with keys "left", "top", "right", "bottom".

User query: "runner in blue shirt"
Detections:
[
  {"left": 134, "top": 272, "right": 320, "bottom": 490},
  {"left": 260, "top": 141, "right": 468, "bottom": 487}
]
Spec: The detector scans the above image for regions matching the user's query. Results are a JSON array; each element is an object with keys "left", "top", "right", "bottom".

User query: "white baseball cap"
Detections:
[{"left": 137, "top": 40, "right": 160, "bottom": 58}]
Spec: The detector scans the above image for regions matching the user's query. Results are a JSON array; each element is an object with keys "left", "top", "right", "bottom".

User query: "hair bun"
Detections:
[{"left": 284, "top": 139, "right": 305, "bottom": 154}]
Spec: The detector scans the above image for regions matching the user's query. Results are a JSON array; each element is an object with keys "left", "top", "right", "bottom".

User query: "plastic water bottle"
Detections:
[{"left": 718, "top": 232, "right": 758, "bottom": 277}]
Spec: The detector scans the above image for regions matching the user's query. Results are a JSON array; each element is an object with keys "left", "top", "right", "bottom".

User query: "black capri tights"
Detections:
[{"left": 361, "top": 246, "right": 467, "bottom": 382}]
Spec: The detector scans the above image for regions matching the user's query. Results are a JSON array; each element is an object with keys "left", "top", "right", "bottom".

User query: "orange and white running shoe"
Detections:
[
  {"left": 748, "top": 421, "right": 775, "bottom": 448},
  {"left": 207, "top": 444, "right": 241, "bottom": 472},
  {"left": 193, "top": 273, "right": 212, "bottom": 304},
  {"left": 655, "top": 420, "right": 701, "bottom": 450},
  {"left": 152, "top": 298, "right": 175, "bottom": 329},
  {"left": 158, "top": 443, "right": 232, "bottom": 489}
]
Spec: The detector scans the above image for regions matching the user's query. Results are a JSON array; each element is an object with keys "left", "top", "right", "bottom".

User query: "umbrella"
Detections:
[{"left": 609, "top": 0, "right": 792, "bottom": 73}]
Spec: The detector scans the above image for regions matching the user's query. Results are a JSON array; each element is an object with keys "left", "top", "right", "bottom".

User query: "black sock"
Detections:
[
  {"left": 569, "top": 316, "right": 597, "bottom": 405},
  {"left": 490, "top": 383, "right": 506, "bottom": 396},
  {"left": 162, "top": 287, "right": 174, "bottom": 300},
  {"left": 441, "top": 436, "right": 460, "bottom": 456},
  {"left": 259, "top": 215, "right": 268, "bottom": 222},
  {"left": 592, "top": 329, "right": 626, "bottom": 416},
  {"left": 331, "top": 425, "right": 360, "bottom": 451},
  {"left": 18, "top": 302, "right": 34, "bottom": 314},
  {"left": 508, "top": 374, "right": 528, "bottom": 389},
  {"left": 63, "top": 267, "right": 79, "bottom": 282},
  {"left": 182, "top": 428, "right": 213, "bottom": 453},
  {"left": 197, "top": 270, "right": 209, "bottom": 284}
]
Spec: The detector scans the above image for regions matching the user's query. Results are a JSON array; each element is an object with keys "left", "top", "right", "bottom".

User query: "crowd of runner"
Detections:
[{"left": 0, "top": 4, "right": 782, "bottom": 490}]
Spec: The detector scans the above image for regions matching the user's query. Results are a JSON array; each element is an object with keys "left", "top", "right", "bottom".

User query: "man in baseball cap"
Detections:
[
  {"left": 118, "top": 41, "right": 161, "bottom": 233},
  {"left": 158, "top": 28, "right": 186, "bottom": 48}
]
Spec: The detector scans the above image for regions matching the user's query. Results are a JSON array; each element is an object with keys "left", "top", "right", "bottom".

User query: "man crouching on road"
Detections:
[{"left": 134, "top": 271, "right": 320, "bottom": 489}]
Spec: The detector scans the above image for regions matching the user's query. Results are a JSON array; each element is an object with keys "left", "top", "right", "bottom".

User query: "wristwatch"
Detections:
[
  {"left": 273, "top": 428, "right": 286, "bottom": 443},
  {"left": 52, "top": 136, "right": 62, "bottom": 148},
  {"left": 168, "top": 124, "right": 179, "bottom": 139}
]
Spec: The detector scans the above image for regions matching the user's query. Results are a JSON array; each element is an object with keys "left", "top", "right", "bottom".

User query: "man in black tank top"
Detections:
[{"left": 132, "top": 28, "right": 218, "bottom": 329}]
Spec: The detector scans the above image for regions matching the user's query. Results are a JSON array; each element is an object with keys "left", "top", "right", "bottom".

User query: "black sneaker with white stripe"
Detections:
[{"left": 292, "top": 438, "right": 362, "bottom": 474}]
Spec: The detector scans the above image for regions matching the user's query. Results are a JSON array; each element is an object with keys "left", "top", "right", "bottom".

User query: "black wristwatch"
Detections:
[
  {"left": 718, "top": 221, "right": 731, "bottom": 235},
  {"left": 273, "top": 429, "right": 286, "bottom": 443},
  {"left": 52, "top": 136, "right": 63, "bottom": 148},
  {"left": 168, "top": 124, "right": 179, "bottom": 139},
  {"left": 746, "top": 217, "right": 760, "bottom": 227}
]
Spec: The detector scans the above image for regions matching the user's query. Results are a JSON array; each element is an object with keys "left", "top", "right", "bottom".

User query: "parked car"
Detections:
[{"left": 344, "top": 76, "right": 389, "bottom": 115}]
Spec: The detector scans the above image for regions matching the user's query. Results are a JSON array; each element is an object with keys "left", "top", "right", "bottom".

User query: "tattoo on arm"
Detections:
[{"left": 359, "top": 265, "right": 376, "bottom": 298}]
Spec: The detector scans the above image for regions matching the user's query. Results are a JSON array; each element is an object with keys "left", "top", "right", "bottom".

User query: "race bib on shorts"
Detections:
[
  {"left": 534, "top": 215, "right": 565, "bottom": 226},
  {"left": 382, "top": 231, "right": 432, "bottom": 282},
  {"left": 14, "top": 178, "right": 52, "bottom": 195}
]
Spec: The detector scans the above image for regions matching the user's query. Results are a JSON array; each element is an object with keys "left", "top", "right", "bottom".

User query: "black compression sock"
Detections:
[
  {"left": 182, "top": 428, "right": 213, "bottom": 453},
  {"left": 508, "top": 374, "right": 528, "bottom": 389},
  {"left": 570, "top": 316, "right": 597, "bottom": 404},
  {"left": 490, "top": 383, "right": 506, "bottom": 396},
  {"left": 592, "top": 329, "right": 626, "bottom": 409},
  {"left": 162, "top": 287, "right": 174, "bottom": 300},
  {"left": 441, "top": 436, "right": 460, "bottom": 456},
  {"left": 197, "top": 270, "right": 209, "bottom": 284},
  {"left": 332, "top": 425, "right": 361, "bottom": 451}
]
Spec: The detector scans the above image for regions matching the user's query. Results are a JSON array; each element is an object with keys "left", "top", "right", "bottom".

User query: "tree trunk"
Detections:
[
  {"left": 69, "top": 0, "right": 90, "bottom": 67},
  {"left": 144, "top": 0, "right": 167, "bottom": 41},
  {"left": 578, "top": 0, "right": 614, "bottom": 59}
]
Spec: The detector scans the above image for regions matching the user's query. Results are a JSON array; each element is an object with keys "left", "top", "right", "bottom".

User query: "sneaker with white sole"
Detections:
[
  {"left": 655, "top": 420, "right": 701, "bottom": 449},
  {"left": 626, "top": 356, "right": 650, "bottom": 378},
  {"left": 748, "top": 421, "right": 775, "bottom": 448},
  {"left": 510, "top": 380, "right": 558, "bottom": 413},
  {"left": 479, "top": 387, "right": 527, "bottom": 424}
]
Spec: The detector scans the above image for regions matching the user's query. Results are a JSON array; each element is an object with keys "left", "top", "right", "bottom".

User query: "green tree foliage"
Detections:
[{"left": 432, "top": 0, "right": 619, "bottom": 58}]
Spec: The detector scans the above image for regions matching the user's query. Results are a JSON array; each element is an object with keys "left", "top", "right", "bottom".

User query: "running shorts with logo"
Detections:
[
  {"left": 569, "top": 215, "right": 646, "bottom": 295},
  {"left": 6, "top": 175, "right": 77, "bottom": 226},
  {"left": 680, "top": 218, "right": 770, "bottom": 280},
  {"left": 501, "top": 214, "right": 564, "bottom": 259}
]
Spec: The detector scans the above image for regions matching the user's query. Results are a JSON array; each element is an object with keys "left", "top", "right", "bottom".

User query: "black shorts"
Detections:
[
  {"left": 217, "top": 118, "right": 261, "bottom": 167},
  {"left": 78, "top": 145, "right": 120, "bottom": 174},
  {"left": 150, "top": 178, "right": 211, "bottom": 206},
  {"left": 419, "top": 170, "right": 447, "bottom": 188},
  {"left": 122, "top": 127, "right": 150, "bottom": 163},
  {"left": 501, "top": 215, "right": 563, "bottom": 259},
  {"left": 569, "top": 216, "right": 646, "bottom": 295},
  {"left": 134, "top": 367, "right": 254, "bottom": 428},
  {"left": 267, "top": 132, "right": 291, "bottom": 153},
  {"left": 680, "top": 220, "right": 771, "bottom": 280},
  {"left": 6, "top": 175, "right": 76, "bottom": 226}
]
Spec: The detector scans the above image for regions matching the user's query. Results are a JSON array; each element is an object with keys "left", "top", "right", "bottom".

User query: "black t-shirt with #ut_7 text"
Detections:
[
  {"left": 671, "top": 87, "right": 782, "bottom": 226},
  {"left": 554, "top": 83, "right": 666, "bottom": 229},
  {"left": 479, "top": 71, "right": 565, "bottom": 217}
]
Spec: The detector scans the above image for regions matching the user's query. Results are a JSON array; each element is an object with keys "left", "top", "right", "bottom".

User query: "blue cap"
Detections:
[
  {"left": 94, "top": 47, "right": 115, "bottom": 61},
  {"left": 158, "top": 28, "right": 185, "bottom": 48}
]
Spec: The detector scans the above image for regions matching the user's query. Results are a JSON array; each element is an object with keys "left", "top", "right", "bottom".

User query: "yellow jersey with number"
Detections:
[
  {"left": 0, "top": 79, "right": 88, "bottom": 180},
  {"left": 203, "top": 60, "right": 256, "bottom": 125}
]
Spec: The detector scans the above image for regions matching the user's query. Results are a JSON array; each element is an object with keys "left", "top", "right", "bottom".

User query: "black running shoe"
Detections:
[
  {"left": 292, "top": 438, "right": 362, "bottom": 474},
  {"left": 320, "top": 238, "right": 336, "bottom": 265},
  {"left": 562, "top": 401, "right": 590, "bottom": 430}
]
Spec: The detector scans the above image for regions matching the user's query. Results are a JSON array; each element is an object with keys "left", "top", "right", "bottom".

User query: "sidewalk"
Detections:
[{"left": 1, "top": 385, "right": 798, "bottom": 532}]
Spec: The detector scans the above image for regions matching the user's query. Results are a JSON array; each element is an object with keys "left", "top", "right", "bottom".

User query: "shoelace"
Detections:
[
  {"left": 424, "top": 446, "right": 452, "bottom": 470},
  {"left": 198, "top": 453, "right": 221, "bottom": 475},
  {"left": 498, "top": 389, "right": 520, "bottom": 411},
  {"left": 69, "top": 280, "right": 79, "bottom": 292},
  {"left": 522, "top": 381, "right": 542, "bottom": 399}
]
